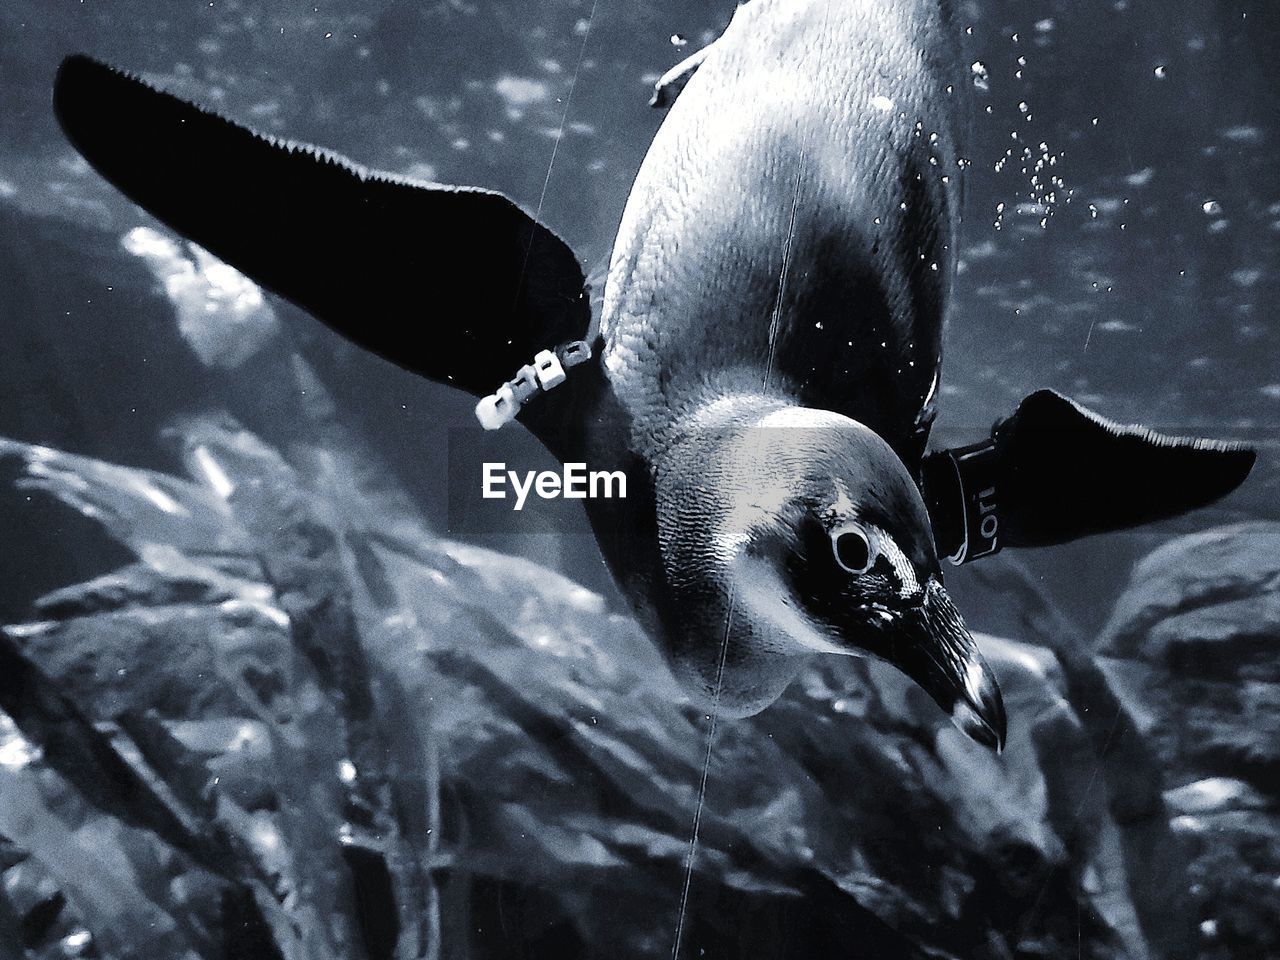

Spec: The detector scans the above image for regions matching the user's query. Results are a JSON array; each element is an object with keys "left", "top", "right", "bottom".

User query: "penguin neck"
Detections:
[
  {"left": 651, "top": 386, "right": 882, "bottom": 489},
  {"left": 651, "top": 372, "right": 803, "bottom": 465},
  {"left": 679, "top": 387, "right": 796, "bottom": 436},
  {"left": 648, "top": 387, "right": 810, "bottom": 516}
]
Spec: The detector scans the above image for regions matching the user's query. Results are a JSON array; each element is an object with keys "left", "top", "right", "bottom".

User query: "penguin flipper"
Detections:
[
  {"left": 53, "top": 54, "right": 591, "bottom": 399},
  {"left": 922, "top": 389, "right": 1256, "bottom": 563},
  {"left": 650, "top": 45, "right": 713, "bottom": 108}
]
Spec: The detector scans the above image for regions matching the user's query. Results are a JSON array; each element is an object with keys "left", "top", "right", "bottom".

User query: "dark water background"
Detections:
[{"left": 0, "top": 3, "right": 1278, "bottom": 959}]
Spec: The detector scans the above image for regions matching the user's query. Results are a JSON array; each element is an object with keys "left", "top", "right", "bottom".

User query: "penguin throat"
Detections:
[{"left": 731, "top": 554, "right": 847, "bottom": 656}]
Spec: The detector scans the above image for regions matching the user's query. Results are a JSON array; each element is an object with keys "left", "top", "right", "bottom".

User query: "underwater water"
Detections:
[{"left": 0, "top": 1, "right": 1277, "bottom": 958}]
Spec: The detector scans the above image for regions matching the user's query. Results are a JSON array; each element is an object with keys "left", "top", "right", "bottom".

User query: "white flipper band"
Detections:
[{"left": 474, "top": 340, "right": 592, "bottom": 430}]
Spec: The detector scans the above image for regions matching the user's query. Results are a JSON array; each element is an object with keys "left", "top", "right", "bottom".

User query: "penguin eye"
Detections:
[{"left": 832, "top": 524, "right": 876, "bottom": 575}]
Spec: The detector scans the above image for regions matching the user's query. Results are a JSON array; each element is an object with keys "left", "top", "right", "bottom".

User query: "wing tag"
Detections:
[{"left": 475, "top": 341, "right": 593, "bottom": 430}]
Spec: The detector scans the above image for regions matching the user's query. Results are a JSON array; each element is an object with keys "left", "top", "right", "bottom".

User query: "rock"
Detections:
[
  {"left": 5, "top": 598, "right": 292, "bottom": 724},
  {"left": 32, "top": 562, "right": 242, "bottom": 619},
  {"left": 1098, "top": 522, "right": 1280, "bottom": 660},
  {"left": 1098, "top": 523, "right": 1280, "bottom": 958},
  {"left": 1116, "top": 587, "right": 1280, "bottom": 683},
  {"left": 1165, "top": 777, "right": 1270, "bottom": 817},
  {"left": 0, "top": 426, "right": 1211, "bottom": 960}
]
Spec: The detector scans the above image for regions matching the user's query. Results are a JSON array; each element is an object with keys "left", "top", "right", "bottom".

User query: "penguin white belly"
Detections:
[{"left": 602, "top": 0, "right": 961, "bottom": 460}]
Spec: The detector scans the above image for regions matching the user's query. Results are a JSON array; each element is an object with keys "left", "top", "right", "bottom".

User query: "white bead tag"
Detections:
[
  {"left": 473, "top": 340, "right": 592, "bottom": 430},
  {"left": 533, "top": 350, "right": 566, "bottom": 389}
]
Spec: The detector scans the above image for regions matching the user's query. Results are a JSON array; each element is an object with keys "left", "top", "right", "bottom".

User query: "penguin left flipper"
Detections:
[
  {"left": 52, "top": 55, "right": 591, "bottom": 400},
  {"left": 650, "top": 45, "right": 714, "bottom": 108},
  {"left": 922, "top": 389, "right": 1257, "bottom": 564}
]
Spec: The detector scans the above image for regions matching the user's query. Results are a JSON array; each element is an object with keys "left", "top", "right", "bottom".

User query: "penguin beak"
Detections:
[{"left": 886, "top": 578, "right": 1007, "bottom": 751}]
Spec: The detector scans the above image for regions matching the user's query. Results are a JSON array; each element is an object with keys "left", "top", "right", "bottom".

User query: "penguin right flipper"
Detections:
[
  {"left": 53, "top": 55, "right": 591, "bottom": 400},
  {"left": 922, "top": 389, "right": 1257, "bottom": 563}
]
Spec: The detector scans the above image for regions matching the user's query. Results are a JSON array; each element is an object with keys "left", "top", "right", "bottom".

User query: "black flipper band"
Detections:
[
  {"left": 53, "top": 55, "right": 592, "bottom": 399},
  {"left": 921, "top": 437, "right": 1001, "bottom": 564},
  {"left": 922, "top": 389, "right": 1256, "bottom": 564}
]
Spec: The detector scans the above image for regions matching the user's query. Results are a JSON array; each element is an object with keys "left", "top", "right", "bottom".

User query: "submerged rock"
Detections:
[
  {"left": 0, "top": 428, "right": 1165, "bottom": 960},
  {"left": 1098, "top": 523, "right": 1280, "bottom": 662},
  {"left": 1098, "top": 522, "right": 1280, "bottom": 959}
]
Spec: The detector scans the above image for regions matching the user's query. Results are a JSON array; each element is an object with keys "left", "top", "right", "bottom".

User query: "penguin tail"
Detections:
[
  {"left": 52, "top": 54, "right": 592, "bottom": 400},
  {"left": 923, "top": 389, "right": 1256, "bottom": 562}
]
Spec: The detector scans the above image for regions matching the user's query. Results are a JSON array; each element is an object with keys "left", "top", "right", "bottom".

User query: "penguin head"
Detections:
[{"left": 657, "top": 402, "right": 1006, "bottom": 750}]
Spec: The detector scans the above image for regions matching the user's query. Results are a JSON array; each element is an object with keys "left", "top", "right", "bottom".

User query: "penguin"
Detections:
[{"left": 51, "top": 0, "right": 1253, "bottom": 751}]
